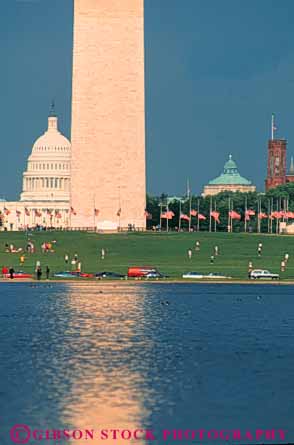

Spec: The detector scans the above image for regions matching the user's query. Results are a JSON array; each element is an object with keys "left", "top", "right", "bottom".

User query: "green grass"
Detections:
[{"left": 1, "top": 230, "right": 294, "bottom": 280}]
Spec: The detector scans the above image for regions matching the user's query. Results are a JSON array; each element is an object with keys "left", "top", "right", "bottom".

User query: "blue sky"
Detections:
[{"left": 1, "top": 0, "right": 294, "bottom": 199}]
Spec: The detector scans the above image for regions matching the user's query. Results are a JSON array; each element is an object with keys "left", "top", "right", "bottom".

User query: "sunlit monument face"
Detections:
[{"left": 70, "top": 0, "right": 146, "bottom": 230}]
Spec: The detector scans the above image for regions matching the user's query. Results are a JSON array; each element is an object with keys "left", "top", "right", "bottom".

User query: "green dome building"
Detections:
[{"left": 202, "top": 155, "right": 256, "bottom": 197}]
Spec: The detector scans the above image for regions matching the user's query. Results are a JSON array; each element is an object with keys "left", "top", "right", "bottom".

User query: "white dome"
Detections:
[
  {"left": 20, "top": 112, "right": 71, "bottom": 203},
  {"left": 31, "top": 116, "right": 71, "bottom": 155}
]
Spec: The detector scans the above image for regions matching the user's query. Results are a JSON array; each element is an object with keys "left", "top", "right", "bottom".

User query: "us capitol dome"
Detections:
[
  {"left": 20, "top": 107, "right": 71, "bottom": 202},
  {"left": 0, "top": 105, "right": 71, "bottom": 230}
]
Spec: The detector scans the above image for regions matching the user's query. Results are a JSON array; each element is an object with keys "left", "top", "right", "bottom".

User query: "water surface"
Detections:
[{"left": 0, "top": 283, "right": 293, "bottom": 444}]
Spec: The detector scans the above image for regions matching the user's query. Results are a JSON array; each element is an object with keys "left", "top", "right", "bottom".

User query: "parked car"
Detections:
[
  {"left": 182, "top": 272, "right": 204, "bottom": 279},
  {"left": 54, "top": 272, "right": 77, "bottom": 279},
  {"left": 3, "top": 271, "right": 33, "bottom": 279},
  {"left": 250, "top": 269, "right": 280, "bottom": 280},
  {"left": 182, "top": 272, "right": 231, "bottom": 279},
  {"left": 95, "top": 271, "right": 126, "bottom": 279},
  {"left": 145, "top": 271, "right": 167, "bottom": 279},
  {"left": 128, "top": 266, "right": 157, "bottom": 278},
  {"left": 54, "top": 271, "right": 93, "bottom": 279}
]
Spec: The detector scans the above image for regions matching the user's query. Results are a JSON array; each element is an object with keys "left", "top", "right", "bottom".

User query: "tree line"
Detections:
[{"left": 145, "top": 183, "right": 294, "bottom": 233}]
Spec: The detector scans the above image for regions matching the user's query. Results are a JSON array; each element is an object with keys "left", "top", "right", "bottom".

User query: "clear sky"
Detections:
[{"left": 1, "top": 0, "right": 294, "bottom": 200}]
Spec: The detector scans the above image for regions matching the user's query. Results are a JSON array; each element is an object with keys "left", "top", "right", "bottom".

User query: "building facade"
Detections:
[
  {"left": 70, "top": 0, "right": 146, "bottom": 230},
  {"left": 265, "top": 139, "right": 294, "bottom": 190},
  {"left": 0, "top": 110, "right": 71, "bottom": 230},
  {"left": 202, "top": 155, "right": 256, "bottom": 197}
]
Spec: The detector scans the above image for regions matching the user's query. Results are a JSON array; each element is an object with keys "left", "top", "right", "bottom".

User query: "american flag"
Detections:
[
  {"left": 144, "top": 210, "right": 152, "bottom": 220},
  {"left": 258, "top": 212, "right": 268, "bottom": 219},
  {"left": 180, "top": 213, "right": 190, "bottom": 221},
  {"left": 210, "top": 211, "right": 220, "bottom": 223},
  {"left": 229, "top": 210, "right": 241, "bottom": 220}
]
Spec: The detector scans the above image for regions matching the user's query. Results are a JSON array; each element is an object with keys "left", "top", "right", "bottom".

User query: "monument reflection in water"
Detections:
[{"left": 59, "top": 283, "right": 153, "bottom": 439}]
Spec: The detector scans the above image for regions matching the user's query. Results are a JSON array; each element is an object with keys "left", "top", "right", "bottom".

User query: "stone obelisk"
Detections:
[{"left": 70, "top": 0, "right": 146, "bottom": 230}]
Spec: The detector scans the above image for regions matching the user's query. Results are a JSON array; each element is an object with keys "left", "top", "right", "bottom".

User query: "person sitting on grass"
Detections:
[{"left": 2, "top": 265, "right": 8, "bottom": 278}]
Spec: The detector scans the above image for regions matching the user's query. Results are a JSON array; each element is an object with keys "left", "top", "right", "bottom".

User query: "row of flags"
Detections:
[
  {"left": 1, "top": 206, "right": 149, "bottom": 219},
  {"left": 157, "top": 209, "right": 294, "bottom": 223},
  {"left": 71, "top": 207, "right": 122, "bottom": 217},
  {"left": 2, "top": 206, "right": 294, "bottom": 222},
  {"left": 1, "top": 208, "right": 63, "bottom": 218}
]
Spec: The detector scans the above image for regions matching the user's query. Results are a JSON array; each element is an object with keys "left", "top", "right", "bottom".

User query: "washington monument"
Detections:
[{"left": 70, "top": 0, "right": 146, "bottom": 230}]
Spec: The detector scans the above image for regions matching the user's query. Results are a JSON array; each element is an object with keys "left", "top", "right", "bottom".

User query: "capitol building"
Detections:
[{"left": 0, "top": 108, "right": 71, "bottom": 230}]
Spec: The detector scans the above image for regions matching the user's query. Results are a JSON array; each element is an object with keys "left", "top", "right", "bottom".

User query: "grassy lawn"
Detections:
[{"left": 1, "top": 230, "right": 294, "bottom": 280}]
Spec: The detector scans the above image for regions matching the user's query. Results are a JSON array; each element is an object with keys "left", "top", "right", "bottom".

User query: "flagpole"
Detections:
[
  {"left": 244, "top": 195, "right": 247, "bottom": 233},
  {"left": 178, "top": 199, "right": 181, "bottom": 232},
  {"left": 271, "top": 113, "right": 275, "bottom": 140},
  {"left": 118, "top": 186, "right": 121, "bottom": 230},
  {"left": 228, "top": 197, "right": 231, "bottom": 233},
  {"left": 209, "top": 196, "right": 212, "bottom": 233},
  {"left": 159, "top": 202, "right": 162, "bottom": 231},
  {"left": 214, "top": 200, "right": 217, "bottom": 232},
  {"left": 257, "top": 197, "right": 261, "bottom": 233},
  {"left": 188, "top": 194, "right": 192, "bottom": 232},
  {"left": 267, "top": 199, "right": 270, "bottom": 233},
  {"left": 231, "top": 199, "right": 233, "bottom": 232},
  {"left": 187, "top": 178, "right": 190, "bottom": 200},
  {"left": 197, "top": 199, "right": 200, "bottom": 232},
  {"left": 93, "top": 194, "right": 96, "bottom": 229},
  {"left": 166, "top": 201, "right": 169, "bottom": 233}
]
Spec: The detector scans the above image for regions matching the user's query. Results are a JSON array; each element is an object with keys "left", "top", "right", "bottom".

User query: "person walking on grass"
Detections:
[
  {"left": 195, "top": 241, "right": 200, "bottom": 251},
  {"left": 46, "top": 266, "right": 50, "bottom": 280},
  {"left": 101, "top": 248, "right": 105, "bottom": 260},
  {"left": 187, "top": 248, "right": 192, "bottom": 260},
  {"left": 257, "top": 242, "right": 263, "bottom": 257},
  {"left": 36, "top": 266, "right": 42, "bottom": 281},
  {"left": 20, "top": 255, "right": 25, "bottom": 267},
  {"left": 210, "top": 255, "right": 215, "bottom": 264},
  {"left": 71, "top": 258, "right": 76, "bottom": 271},
  {"left": 285, "top": 253, "right": 289, "bottom": 263},
  {"left": 64, "top": 254, "right": 69, "bottom": 265},
  {"left": 9, "top": 267, "right": 14, "bottom": 279},
  {"left": 214, "top": 245, "right": 219, "bottom": 256},
  {"left": 248, "top": 261, "right": 253, "bottom": 278},
  {"left": 281, "top": 260, "right": 286, "bottom": 272}
]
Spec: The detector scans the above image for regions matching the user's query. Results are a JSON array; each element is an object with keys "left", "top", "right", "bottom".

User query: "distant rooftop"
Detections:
[{"left": 208, "top": 155, "right": 252, "bottom": 186}]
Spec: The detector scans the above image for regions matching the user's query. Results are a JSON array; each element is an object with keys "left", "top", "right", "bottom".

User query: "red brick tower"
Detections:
[
  {"left": 265, "top": 114, "right": 287, "bottom": 191},
  {"left": 265, "top": 139, "right": 287, "bottom": 190}
]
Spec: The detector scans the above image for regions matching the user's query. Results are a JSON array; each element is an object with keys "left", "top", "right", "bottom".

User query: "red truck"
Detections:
[{"left": 127, "top": 266, "right": 158, "bottom": 278}]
